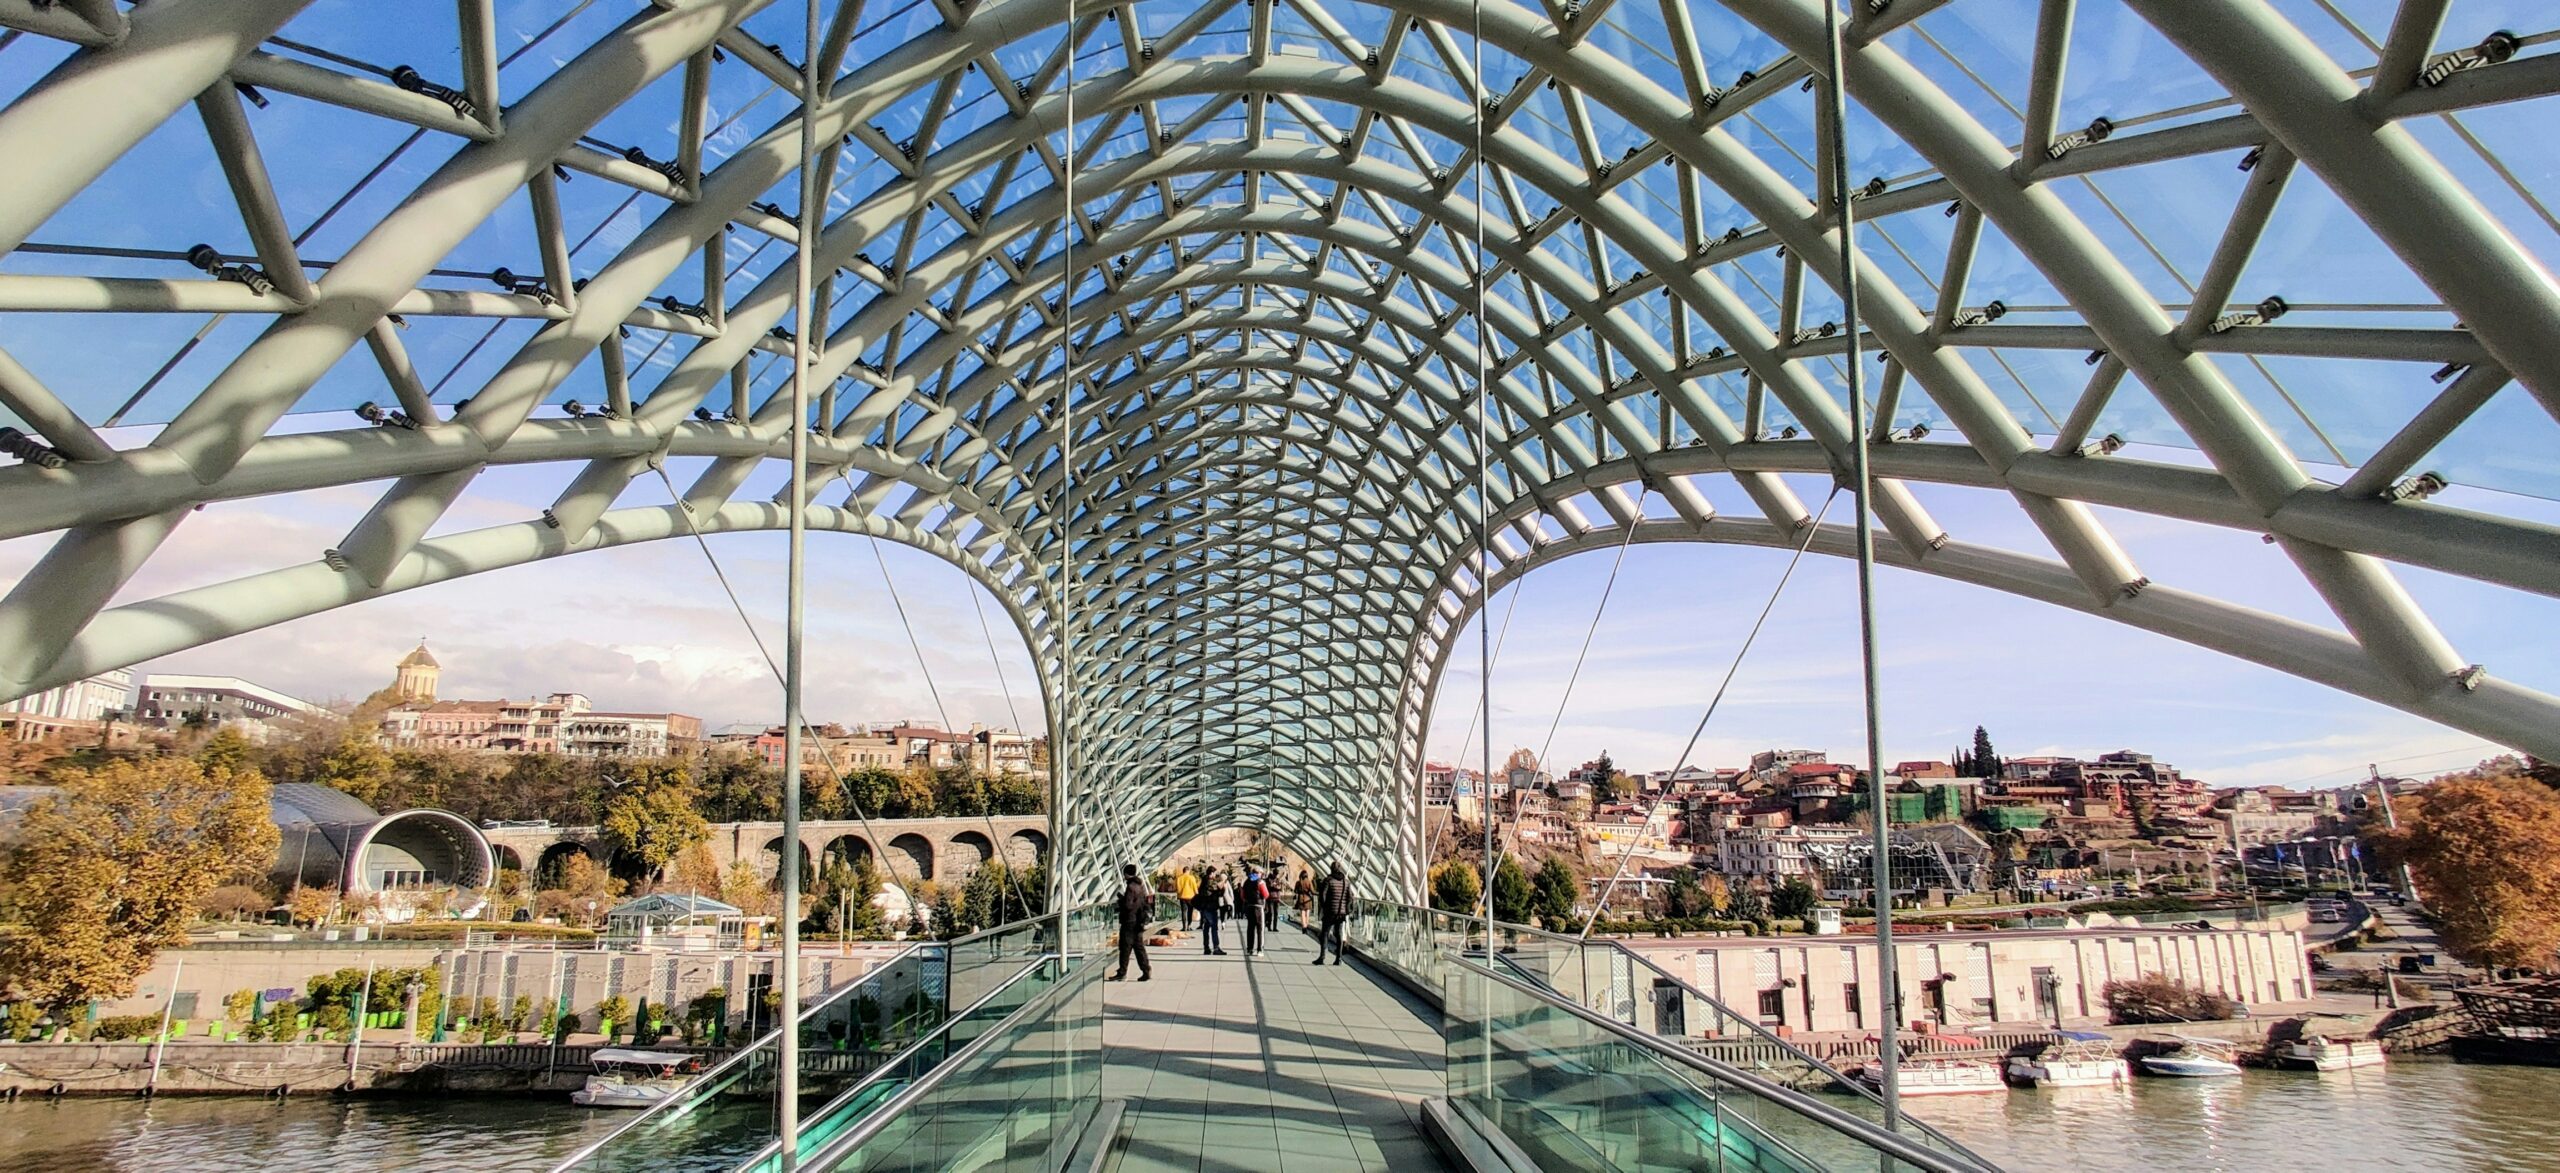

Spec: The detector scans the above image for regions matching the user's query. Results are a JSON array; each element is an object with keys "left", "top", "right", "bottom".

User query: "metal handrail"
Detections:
[
  {"left": 732, "top": 951, "right": 1066, "bottom": 1172},
  {"left": 1455, "top": 955, "right": 1998, "bottom": 1173},
  {"left": 547, "top": 939, "right": 927, "bottom": 1170},
  {"left": 797, "top": 951, "right": 1100, "bottom": 1171},
  {"left": 1373, "top": 901, "right": 1985, "bottom": 1162}
]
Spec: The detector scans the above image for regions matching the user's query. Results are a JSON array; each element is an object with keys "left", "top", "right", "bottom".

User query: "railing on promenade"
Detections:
[
  {"left": 551, "top": 904, "right": 1110, "bottom": 1173},
  {"left": 1341, "top": 900, "right": 1996, "bottom": 1169},
  {"left": 1449, "top": 954, "right": 1995, "bottom": 1172}
]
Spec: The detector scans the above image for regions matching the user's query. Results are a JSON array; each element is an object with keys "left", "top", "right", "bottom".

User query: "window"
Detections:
[
  {"left": 1843, "top": 983, "right": 1861, "bottom": 1019},
  {"left": 1756, "top": 988, "right": 1785, "bottom": 1023}
]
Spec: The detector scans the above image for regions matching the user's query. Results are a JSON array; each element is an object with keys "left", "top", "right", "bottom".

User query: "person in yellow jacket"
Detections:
[{"left": 1174, "top": 867, "right": 1201, "bottom": 930}]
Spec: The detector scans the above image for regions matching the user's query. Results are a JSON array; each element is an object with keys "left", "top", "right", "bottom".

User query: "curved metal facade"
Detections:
[{"left": 1, "top": 1, "right": 2557, "bottom": 898}]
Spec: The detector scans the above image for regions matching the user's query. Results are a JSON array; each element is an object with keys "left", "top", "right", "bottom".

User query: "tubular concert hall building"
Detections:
[{"left": 0, "top": 0, "right": 2555, "bottom": 906}]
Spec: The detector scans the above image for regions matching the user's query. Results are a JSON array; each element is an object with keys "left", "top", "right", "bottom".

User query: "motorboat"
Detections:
[
  {"left": 2277, "top": 1034, "right": 2386, "bottom": 1072},
  {"left": 2136, "top": 1036, "right": 2245, "bottom": 1078},
  {"left": 2006, "top": 1031, "right": 2131, "bottom": 1088},
  {"left": 1852, "top": 1032, "right": 2007, "bottom": 1097},
  {"left": 572, "top": 1047, "right": 704, "bottom": 1108}
]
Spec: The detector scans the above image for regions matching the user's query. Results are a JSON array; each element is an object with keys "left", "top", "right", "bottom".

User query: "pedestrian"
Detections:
[
  {"left": 1109, "top": 864, "right": 1153, "bottom": 983},
  {"left": 1264, "top": 866, "right": 1284, "bottom": 932},
  {"left": 1236, "top": 864, "right": 1268, "bottom": 957},
  {"left": 1195, "top": 867, "right": 1229, "bottom": 955},
  {"left": 1295, "top": 869, "right": 1317, "bottom": 929},
  {"left": 1174, "top": 866, "right": 1200, "bottom": 930},
  {"left": 1315, "top": 862, "right": 1355, "bottom": 965}
]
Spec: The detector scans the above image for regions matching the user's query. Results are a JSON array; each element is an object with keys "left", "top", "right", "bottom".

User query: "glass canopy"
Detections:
[{"left": 1, "top": 0, "right": 2556, "bottom": 895}]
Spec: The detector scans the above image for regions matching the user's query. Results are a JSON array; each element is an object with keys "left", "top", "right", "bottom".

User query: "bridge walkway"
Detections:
[{"left": 1099, "top": 922, "right": 1449, "bottom": 1173}]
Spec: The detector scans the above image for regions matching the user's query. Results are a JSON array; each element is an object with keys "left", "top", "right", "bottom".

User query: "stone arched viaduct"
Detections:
[{"left": 482, "top": 816, "right": 1050, "bottom": 888}]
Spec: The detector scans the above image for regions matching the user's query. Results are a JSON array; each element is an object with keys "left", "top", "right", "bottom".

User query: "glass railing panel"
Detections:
[
  {"left": 1447, "top": 957, "right": 1980, "bottom": 1172},
  {"left": 555, "top": 944, "right": 937, "bottom": 1173},
  {"left": 803, "top": 951, "right": 1104, "bottom": 1173},
  {"left": 1370, "top": 902, "right": 1988, "bottom": 1168}
]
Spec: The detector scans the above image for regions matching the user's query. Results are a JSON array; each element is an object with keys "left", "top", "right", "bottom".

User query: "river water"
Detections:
[{"left": 3, "top": 1060, "right": 2557, "bottom": 1170}]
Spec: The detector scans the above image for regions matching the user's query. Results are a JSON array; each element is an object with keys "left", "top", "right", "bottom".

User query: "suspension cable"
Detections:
[
  {"left": 1578, "top": 488, "right": 1842, "bottom": 939},
  {"left": 1527, "top": 485, "right": 1652, "bottom": 777},
  {"left": 864, "top": 536, "right": 1036, "bottom": 918},
  {"left": 646, "top": 464, "right": 921, "bottom": 931},
  {"left": 969, "top": 588, "right": 1027, "bottom": 734}
]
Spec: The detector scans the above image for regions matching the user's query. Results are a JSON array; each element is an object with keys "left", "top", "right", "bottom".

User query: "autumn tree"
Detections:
[
  {"left": 194, "top": 728, "right": 256, "bottom": 776},
  {"left": 0, "top": 756, "right": 281, "bottom": 1015},
  {"left": 1698, "top": 872, "right": 1733, "bottom": 915},
  {"left": 2374, "top": 773, "right": 2560, "bottom": 969},
  {"left": 600, "top": 780, "right": 711, "bottom": 881},
  {"left": 669, "top": 842, "right": 725, "bottom": 898},
  {"left": 287, "top": 885, "right": 341, "bottom": 928},
  {"left": 199, "top": 884, "right": 272, "bottom": 922},
  {"left": 549, "top": 854, "right": 625, "bottom": 924},
  {"left": 1429, "top": 860, "right": 1481, "bottom": 913},
  {"left": 721, "top": 860, "right": 778, "bottom": 918}
]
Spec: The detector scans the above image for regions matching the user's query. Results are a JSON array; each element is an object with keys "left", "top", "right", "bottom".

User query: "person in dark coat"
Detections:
[
  {"left": 1194, "top": 867, "right": 1229, "bottom": 955},
  {"left": 1315, "top": 862, "right": 1356, "bottom": 965},
  {"left": 1235, "top": 865, "right": 1267, "bottom": 957},
  {"left": 1264, "top": 866, "right": 1286, "bottom": 932},
  {"left": 1109, "top": 863, "right": 1153, "bottom": 982}
]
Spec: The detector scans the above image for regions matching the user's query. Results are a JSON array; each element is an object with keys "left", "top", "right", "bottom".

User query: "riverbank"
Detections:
[{"left": 0, "top": 1041, "right": 736, "bottom": 1097}]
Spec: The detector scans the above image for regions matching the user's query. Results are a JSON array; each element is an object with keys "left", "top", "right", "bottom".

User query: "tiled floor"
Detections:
[{"left": 1100, "top": 922, "right": 1450, "bottom": 1173}]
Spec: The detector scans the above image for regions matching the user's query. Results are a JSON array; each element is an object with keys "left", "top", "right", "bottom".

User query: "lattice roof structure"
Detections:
[{"left": 1, "top": 0, "right": 2557, "bottom": 897}]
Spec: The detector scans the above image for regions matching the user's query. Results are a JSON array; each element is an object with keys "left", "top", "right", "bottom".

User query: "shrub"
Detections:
[
  {"left": 2102, "top": 974, "right": 2238, "bottom": 1024},
  {"left": 309, "top": 1005, "right": 353, "bottom": 1041},
  {"left": 88, "top": 1014, "right": 161, "bottom": 1041},
  {"left": 4, "top": 1003, "right": 42, "bottom": 1041},
  {"left": 596, "top": 995, "right": 631, "bottom": 1037}
]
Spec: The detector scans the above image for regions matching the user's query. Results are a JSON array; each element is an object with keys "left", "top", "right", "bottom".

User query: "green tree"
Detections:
[
  {"left": 600, "top": 780, "right": 711, "bottom": 880},
  {"left": 985, "top": 771, "right": 1047, "bottom": 815},
  {"left": 1663, "top": 872, "right": 1703, "bottom": 919},
  {"left": 699, "top": 754, "right": 779, "bottom": 822},
  {"left": 935, "top": 767, "right": 989, "bottom": 818},
  {"left": 1429, "top": 859, "right": 1481, "bottom": 913},
  {"left": 0, "top": 756, "right": 281, "bottom": 1016},
  {"left": 1771, "top": 877, "right": 1820, "bottom": 920},
  {"left": 1490, "top": 854, "right": 1534, "bottom": 924},
  {"left": 1956, "top": 725, "right": 2002, "bottom": 779},
  {"left": 1729, "top": 883, "right": 1767, "bottom": 924},
  {"left": 1531, "top": 857, "right": 1579, "bottom": 928}
]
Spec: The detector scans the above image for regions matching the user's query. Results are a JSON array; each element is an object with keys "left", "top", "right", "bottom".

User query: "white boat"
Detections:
[
  {"left": 2277, "top": 1034, "right": 2386, "bottom": 1072},
  {"left": 2137, "top": 1036, "right": 2245, "bottom": 1078},
  {"left": 1852, "top": 1057, "right": 2008, "bottom": 1096},
  {"left": 1851, "top": 1033, "right": 2007, "bottom": 1097},
  {"left": 572, "top": 1047, "right": 703, "bottom": 1108},
  {"left": 2006, "top": 1031, "right": 2131, "bottom": 1088}
]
